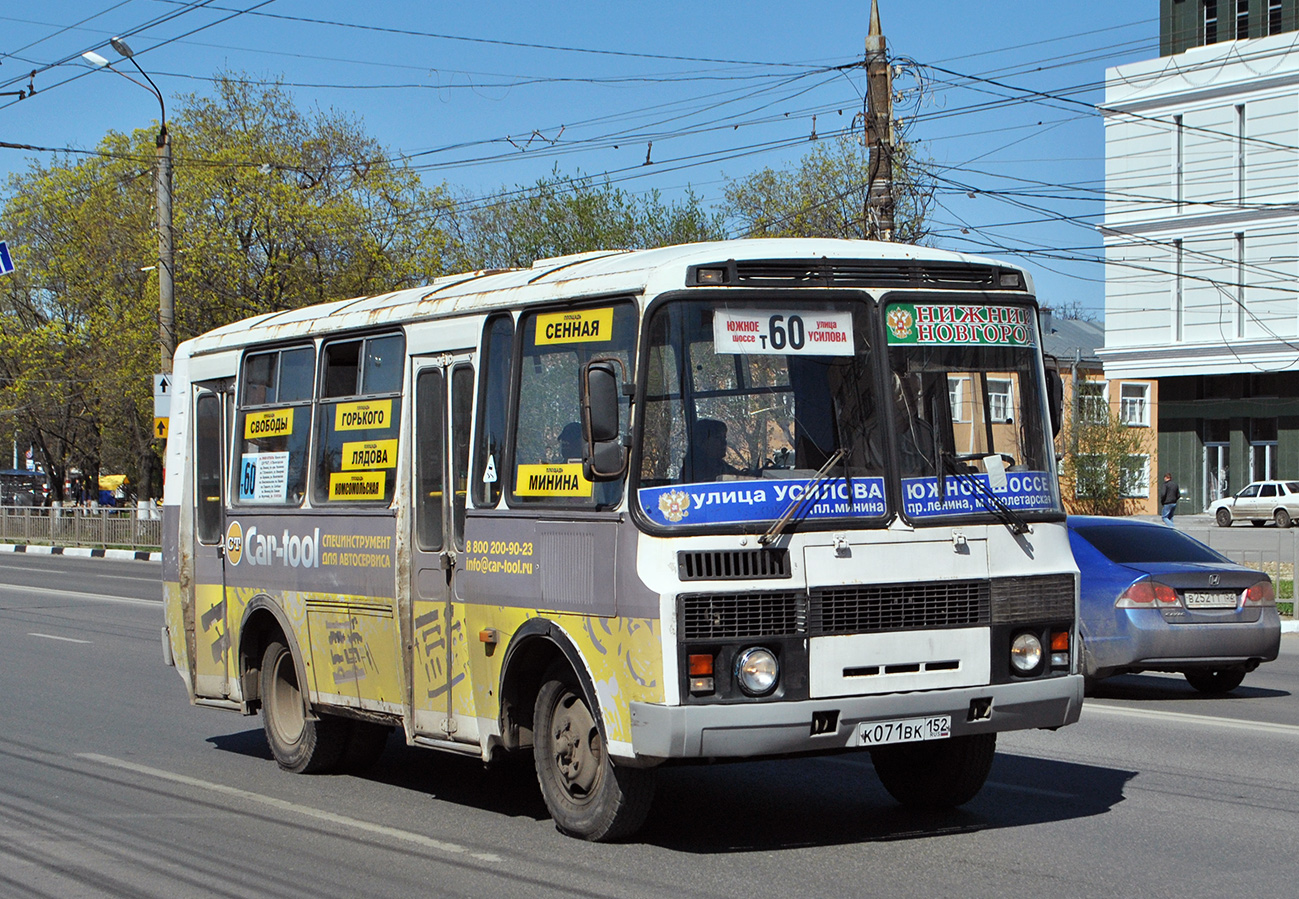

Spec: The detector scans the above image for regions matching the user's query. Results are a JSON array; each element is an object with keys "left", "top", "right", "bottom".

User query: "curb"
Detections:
[{"left": 0, "top": 543, "right": 160, "bottom": 562}]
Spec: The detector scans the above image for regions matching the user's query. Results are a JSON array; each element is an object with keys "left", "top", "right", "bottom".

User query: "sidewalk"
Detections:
[{"left": 0, "top": 542, "right": 160, "bottom": 562}]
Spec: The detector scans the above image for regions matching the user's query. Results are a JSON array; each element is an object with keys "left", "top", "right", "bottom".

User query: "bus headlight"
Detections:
[
  {"left": 1010, "top": 632, "right": 1043, "bottom": 675},
  {"left": 735, "top": 647, "right": 779, "bottom": 695}
]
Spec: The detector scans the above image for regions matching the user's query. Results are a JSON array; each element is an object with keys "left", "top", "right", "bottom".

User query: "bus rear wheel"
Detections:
[
  {"left": 533, "top": 664, "right": 654, "bottom": 841},
  {"left": 870, "top": 732, "right": 996, "bottom": 808},
  {"left": 261, "top": 640, "right": 347, "bottom": 773}
]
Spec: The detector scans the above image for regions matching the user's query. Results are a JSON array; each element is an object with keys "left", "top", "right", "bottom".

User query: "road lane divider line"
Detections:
[
  {"left": 76, "top": 753, "right": 502, "bottom": 863},
  {"left": 28, "top": 633, "right": 92, "bottom": 644},
  {"left": 1084, "top": 701, "right": 1299, "bottom": 737},
  {"left": 0, "top": 583, "right": 158, "bottom": 606}
]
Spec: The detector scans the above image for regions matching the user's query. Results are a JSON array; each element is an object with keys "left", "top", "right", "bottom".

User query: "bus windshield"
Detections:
[
  {"left": 884, "top": 298, "right": 1058, "bottom": 523},
  {"left": 635, "top": 295, "right": 1060, "bottom": 529},
  {"left": 637, "top": 297, "right": 888, "bottom": 528}
]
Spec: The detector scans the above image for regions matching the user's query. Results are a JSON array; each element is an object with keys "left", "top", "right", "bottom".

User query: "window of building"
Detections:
[
  {"left": 1119, "top": 382, "right": 1149, "bottom": 426},
  {"left": 1270, "top": 0, "right": 1283, "bottom": 34},
  {"left": 1205, "top": 0, "right": 1219, "bottom": 43},
  {"left": 948, "top": 377, "right": 967, "bottom": 422},
  {"left": 1236, "top": 232, "right": 1246, "bottom": 337},
  {"left": 235, "top": 345, "right": 315, "bottom": 506},
  {"left": 1251, "top": 417, "right": 1279, "bottom": 481},
  {"left": 1121, "top": 454, "right": 1151, "bottom": 498},
  {"left": 1236, "top": 0, "right": 1249, "bottom": 38},
  {"left": 986, "top": 378, "right": 1012, "bottom": 423},
  {"left": 312, "top": 332, "right": 405, "bottom": 505},
  {"left": 1077, "top": 379, "right": 1108, "bottom": 424},
  {"left": 1174, "top": 238, "right": 1184, "bottom": 341}
]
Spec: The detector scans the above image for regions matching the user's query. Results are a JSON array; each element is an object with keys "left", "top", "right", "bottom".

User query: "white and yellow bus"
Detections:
[{"left": 162, "top": 238, "right": 1082, "bottom": 841}]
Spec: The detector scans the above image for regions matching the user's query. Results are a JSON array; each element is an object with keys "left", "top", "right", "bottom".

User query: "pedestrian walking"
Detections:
[{"left": 1160, "top": 472, "right": 1180, "bottom": 525}]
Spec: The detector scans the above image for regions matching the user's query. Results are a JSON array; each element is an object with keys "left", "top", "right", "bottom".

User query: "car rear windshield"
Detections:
[{"left": 1073, "top": 524, "right": 1229, "bottom": 565}]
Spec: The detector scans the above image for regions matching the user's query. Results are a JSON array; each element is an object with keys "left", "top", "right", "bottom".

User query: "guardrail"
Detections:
[
  {"left": 1181, "top": 523, "right": 1296, "bottom": 616},
  {"left": 0, "top": 506, "right": 161, "bottom": 551}
]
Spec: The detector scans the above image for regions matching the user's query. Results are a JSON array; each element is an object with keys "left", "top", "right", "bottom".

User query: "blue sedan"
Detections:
[{"left": 1067, "top": 516, "right": 1282, "bottom": 693}]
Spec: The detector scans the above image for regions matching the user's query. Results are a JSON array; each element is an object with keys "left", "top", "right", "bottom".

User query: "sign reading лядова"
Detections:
[{"left": 885, "top": 303, "right": 1035, "bottom": 347}]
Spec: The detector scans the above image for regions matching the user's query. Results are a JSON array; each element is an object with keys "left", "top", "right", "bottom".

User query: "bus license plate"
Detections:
[{"left": 857, "top": 715, "right": 951, "bottom": 747}]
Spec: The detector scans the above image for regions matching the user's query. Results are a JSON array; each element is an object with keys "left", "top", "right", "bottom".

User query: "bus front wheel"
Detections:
[
  {"left": 533, "top": 663, "right": 655, "bottom": 841},
  {"left": 870, "top": 732, "right": 996, "bottom": 808},
  {"left": 261, "top": 640, "right": 347, "bottom": 774}
]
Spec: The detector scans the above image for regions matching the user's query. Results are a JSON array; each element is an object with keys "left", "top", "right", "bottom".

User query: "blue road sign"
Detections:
[{"left": 0, "top": 240, "right": 14, "bottom": 276}]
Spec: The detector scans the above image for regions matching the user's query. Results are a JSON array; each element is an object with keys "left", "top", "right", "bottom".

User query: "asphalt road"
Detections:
[{"left": 1, "top": 552, "right": 1296, "bottom": 899}]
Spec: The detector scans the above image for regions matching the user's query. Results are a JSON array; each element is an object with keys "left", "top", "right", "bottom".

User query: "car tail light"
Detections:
[
  {"left": 1116, "top": 579, "right": 1179, "bottom": 608},
  {"left": 1243, "top": 580, "right": 1275, "bottom": 606}
]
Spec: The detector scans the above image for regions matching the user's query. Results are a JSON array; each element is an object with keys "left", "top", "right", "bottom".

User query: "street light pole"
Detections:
[{"left": 85, "top": 39, "right": 175, "bottom": 374}]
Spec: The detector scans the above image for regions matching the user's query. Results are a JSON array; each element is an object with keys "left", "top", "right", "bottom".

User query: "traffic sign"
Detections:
[
  {"left": 0, "top": 240, "right": 14, "bottom": 276},
  {"left": 154, "top": 373, "right": 173, "bottom": 419},
  {"left": 154, "top": 417, "right": 169, "bottom": 440}
]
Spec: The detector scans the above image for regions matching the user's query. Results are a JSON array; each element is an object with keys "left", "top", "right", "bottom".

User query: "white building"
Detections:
[{"left": 1101, "top": 2, "right": 1299, "bottom": 511}]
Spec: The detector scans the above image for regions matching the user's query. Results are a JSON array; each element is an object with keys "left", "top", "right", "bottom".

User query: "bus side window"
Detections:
[
  {"left": 473, "top": 315, "right": 514, "bottom": 508},
  {"left": 195, "top": 393, "right": 223, "bottom": 543},
  {"left": 313, "top": 333, "right": 405, "bottom": 505},
  {"left": 451, "top": 364, "right": 474, "bottom": 549},
  {"left": 414, "top": 369, "right": 445, "bottom": 551},
  {"left": 234, "top": 345, "right": 314, "bottom": 506}
]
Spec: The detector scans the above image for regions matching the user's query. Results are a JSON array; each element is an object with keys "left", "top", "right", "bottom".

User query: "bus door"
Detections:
[
  {"left": 410, "top": 354, "right": 474, "bottom": 739},
  {"left": 191, "top": 381, "right": 234, "bottom": 698}
]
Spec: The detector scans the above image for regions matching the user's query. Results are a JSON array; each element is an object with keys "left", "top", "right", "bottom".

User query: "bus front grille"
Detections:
[
  {"left": 808, "top": 580, "right": 990, "bottom": 635},
  {"left": 990, "top": 574, "right": 1075, "bottom": 622},
  {"left": 680, "top": 591, "right": 804, "bottom": 640},
  {"left": 677, "top": 548, "right": 790, "bottom": 581}
]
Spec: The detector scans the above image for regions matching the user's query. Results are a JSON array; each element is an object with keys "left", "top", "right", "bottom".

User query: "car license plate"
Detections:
[
  {"left": 857, "top": 715, "right": 951, "bottom": 747},
  {"left": 1183, "top": 591, "right": 1238, "bottom": 609}
]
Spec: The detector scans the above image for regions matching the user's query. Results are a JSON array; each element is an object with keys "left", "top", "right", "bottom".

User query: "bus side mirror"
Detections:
[
  {"left": 1046, "top": 368, "right": 1063, "bottom": 438},
  {"left": 582, "top": 359, "right": 626, "bottom": 482}
]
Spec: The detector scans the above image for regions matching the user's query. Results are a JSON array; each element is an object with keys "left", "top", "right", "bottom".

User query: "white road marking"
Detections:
[
  {"left": 77, "top": 754, "right": 503, "bottom": 863},
  {"left": 0, "top": 583, "right": 158, "bottom": 606},
  {"left": 1085, "top": 701, "right": 1299, "bottom": 737},
  {"left": 28, "top": 633, "right": 92, "bottom": 644}
]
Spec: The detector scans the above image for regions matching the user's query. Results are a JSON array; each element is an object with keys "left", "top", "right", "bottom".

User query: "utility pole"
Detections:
[
  {"left": 155, "top": 122, "right": 174, "bottom": 374},
  {"left": 87, "top": 39, "right": 175, "bottom": 373},
  {"left": 864, "top": 0, "right": 895, "bottom": 241}
]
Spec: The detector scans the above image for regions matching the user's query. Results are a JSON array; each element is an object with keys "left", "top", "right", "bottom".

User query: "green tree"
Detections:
[
  {"left": 1, "top": 75, "right": 454, "bottom": 500},
  {"left": 448, "top": 168, "right": 724, "bottom": 271},
  {"left": 1058, "top": 400, "right": 1154, "bottom": 517},
  {"left": 722, "top": 132, "right": 933, "bottom": 244}
]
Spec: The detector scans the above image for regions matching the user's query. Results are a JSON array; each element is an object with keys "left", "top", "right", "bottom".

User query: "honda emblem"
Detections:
[{"left": 1208, "top": 574, "right": 1221, "bottom": 587}]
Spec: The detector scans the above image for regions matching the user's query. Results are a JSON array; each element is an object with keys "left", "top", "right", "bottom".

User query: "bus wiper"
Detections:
[
  {"left": 759, "top": 448, "right": 846, "bottom": 546},
  {"left": 942, "top": 453, "right": 1031, "bottom": 536}
]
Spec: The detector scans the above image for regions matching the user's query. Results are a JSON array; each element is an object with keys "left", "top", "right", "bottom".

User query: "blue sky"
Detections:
[{"left": 1, "top": 1, "right": 1165, "bottom": 316}]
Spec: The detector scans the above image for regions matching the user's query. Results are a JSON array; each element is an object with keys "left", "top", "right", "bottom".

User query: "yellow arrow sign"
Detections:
[{"left": 154, "top": 417, "right": 169, "bottom": 439}]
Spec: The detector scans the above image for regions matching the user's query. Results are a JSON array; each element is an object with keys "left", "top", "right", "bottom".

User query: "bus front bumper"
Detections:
[{"left": 627, "top": 675, "right": 1083, "bottom": 760}]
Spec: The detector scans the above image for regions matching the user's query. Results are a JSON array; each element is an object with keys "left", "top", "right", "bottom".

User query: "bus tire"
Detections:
[
  {"left": 870, "top": 732, "right": 996, "bottom": 809},
  {"left": 533, "top": 663, "right": 654, "bottom": 841},
  {"left": 260, "top": 640, "right": 346, "bottom": 774}
]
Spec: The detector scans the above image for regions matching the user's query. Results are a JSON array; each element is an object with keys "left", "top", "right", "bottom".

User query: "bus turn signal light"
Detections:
[
  {"left": 689, "top": 654, "right": 715, "bottom": 695},
  {"left": 1050, "top": 629, "right": 1070, "bottom": 669},
  {"left": 689, "top": 654, "right": 714, "bottom": 676}
]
